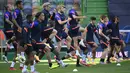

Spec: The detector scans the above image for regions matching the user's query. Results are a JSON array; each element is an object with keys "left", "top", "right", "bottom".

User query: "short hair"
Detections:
[
  {"left": 35, "top": 12, "right": 42, "bottom": 19},
  {"left": 111, "top": 16, "right": 119, "bottom": 22},
  {"left": 100, "top": 15, "right": 107, "bottom": 20},
  {"left": 56, "top": 5, "right": 65, "bottom": 11},
  {"left": 90, "top": 17, "right": 96, "bottom": 20},
  {"left": 42, "top": 2, "right": 50, "bottom": 8},
  {"left": 16, "top": 1, "right": 22, "bottom": 6}
]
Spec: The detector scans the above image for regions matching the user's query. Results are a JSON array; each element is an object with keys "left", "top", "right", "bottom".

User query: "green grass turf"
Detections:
[{"left": 0, "top": 60, "right": 130, "bottom": 73}]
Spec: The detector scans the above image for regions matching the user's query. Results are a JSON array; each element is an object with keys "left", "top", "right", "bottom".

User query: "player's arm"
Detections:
[
  {"left": 6, "top": 19, "right": 14, "bottom": 25},
  {"left": 106, "top": 23, "right": 112, "bottom": 35},
  {"left": 72, "top": 14, "right": 86, "bottom": 19},
  {"left": 12, "top": 10, "right": 22, "bottom": 32},
  {"left": 56, "top": 15, "right": 71, "bottom": 25},
  {"left": 5, "top": 14, "right": 14, "bottom": 25},
  {"left": 94, "top": 29, "right": 101, "bottom": 42},
  {"left": 12, "top": 18, "right": 20, "bottom": 28},
  {"left": 99, "top": 26, "right": 110, "bottom": 41}
]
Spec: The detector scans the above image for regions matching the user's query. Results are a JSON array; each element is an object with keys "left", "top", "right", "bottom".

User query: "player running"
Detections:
[
  {"left": 54, "top": 5, "right": 71, "bottom": 67},
  {"left": 98, "top": 15, "right": 111, "bottom": 64},
  {"left": 3, "top": 4, "right": 15, "bottom": 63},
  {"left": 85, "top": 17, "right": 100, "bottom": 65},
  {"left": 31, "top": 12, "right": 56, "bottom": 69},
  {"left": 21, "top": 14, "right": 40, "bottom": 73},
  {"left": 10, "top": 1, "right": 25, "bottom": 70},
  {"left": 68, "top": 4, "right": 86, "bottom": 66},
  {"left": 107, "top": 16, "right": 122, "bottom": 64}
]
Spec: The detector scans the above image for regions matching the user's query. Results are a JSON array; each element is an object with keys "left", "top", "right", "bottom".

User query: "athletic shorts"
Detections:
[
  {"left": 100, "top": 39, "right": 109, "bottom": 49},
  {"left": 31, "top": 41, "right": 46, "bottom": 54},
  {"left": 55, "top": 30, "right": 68, "bottom": 42},
  {"left": 68, "top": 26, "right": 79, "bottom": 37},
  {"left": 25, "top": 44, "right": 33, "bottom": 56},
  {"left": 110, "top": 39, "right": 121, "bottom": 46},
  {"left": 4, "top": 30, "right": 14, "bottom": 40},
  {"left": 41, "top": 26, "right": 53, "bottom": 40},
  {"left": 87, "top": 41, "right": 95, "bottom": 47},
  {"left": 14, "top": 29, "right": 23, "bottom": 41}
]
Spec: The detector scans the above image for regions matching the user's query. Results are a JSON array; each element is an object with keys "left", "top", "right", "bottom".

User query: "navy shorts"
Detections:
[
  {"left": 4, "top": 30, "right": 14, "bottom": 40},
  {"left": 41, "top": 26, "right": 53, "bottom": 40},
  {"left": 87, "top": 41, "right": 96, "bottom": 47},
  {"left": 31, "top": 41, "right": 46, "bottom": 53},
  {"left": 14, "top": 29, "right": 23, "bottom": 41},
  {"left": 55, "top": 30, "right": 68, "bottom": 42},
  {"left": 25, "top": 44, "right": 33, "bottom": 56},
  {"left": 110, "top": 39, "right": 121, "bottom": 46},
  {"left": 68, "top": 26, "right": 79, "bottom": 37},
  {"left": 100, "top": 39, "right": 109, "bottom": 49}
]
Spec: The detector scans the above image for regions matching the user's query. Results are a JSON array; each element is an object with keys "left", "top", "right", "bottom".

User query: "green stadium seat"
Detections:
[{"left": 82, "top": 0, "right": 108, "bottom": 26}]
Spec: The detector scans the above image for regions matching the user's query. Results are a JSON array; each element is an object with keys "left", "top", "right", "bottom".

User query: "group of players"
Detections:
[{"left": 2, "top": 1, "right": 129, "bottom": 73}]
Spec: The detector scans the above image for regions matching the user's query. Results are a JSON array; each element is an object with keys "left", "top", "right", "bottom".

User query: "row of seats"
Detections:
[{"left": 81, "top": 0, "right": 108, "bottom": 26}]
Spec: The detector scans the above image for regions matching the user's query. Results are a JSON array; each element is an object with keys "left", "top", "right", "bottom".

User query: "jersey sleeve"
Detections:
[
  {"left": 4, "top": 13, "right": 9, "bottom": 19},
  {"left": 99, "top": 24, "right": 103, "bottom": 30},
  {"left": 55, "top": 14, "right": 61, "bottom": 21},
  {"left": 69, "top": 10, "right": 76, "bottom": 18},
  {"left": 13, "top": 9, "right": 20, "bottom": 19},
  {"left": 70, "top": 10, "right": 76, "bottom": 15},
  {"left": 30, "top": 21, "right": 38, "bottom": 28}
]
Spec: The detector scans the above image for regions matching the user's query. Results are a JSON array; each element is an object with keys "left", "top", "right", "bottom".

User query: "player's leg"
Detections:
[
  {"left": 89, "top": 42, "right": 98, "bottom": 64},
  {"left": 100, "top": 41, "right": 110, "bottom": 64},
  {"left": 42, "top": 27, "right": 57, "bottom": 42},
  {"left": 2, "top": 31, "right": 14, "bottom": 63},
  {"left": 22, "top": 45, "right": 38, "bottom": 73},
  {"left": 49, "top": 28, "right": 57, "bottom": 40},
  {"left": 14, "top": 30, "right": 25, "bottom": 64},
  {"left": 115, "top": 40, "right": 122, "bottom": 63},
  {"left": 80, "top": 44, "right": 91, "bottom": 66},
  {"left": 22, "top": 45, "right": 31, "bottom": 73},
  {"left": 120, "top": 40, "right": 128, "bottom": 59},
  {"left": 69, "top": 27, "right": 82, "bottom": 57},
  {"left": 62, "top": 47, "right": 75, "bottom": 60},
  {"left": 66, "top": 36, "right": 72, "bottom": 50},
  {"left": 10, "top": 50, "right": 17, "bottom": 70},
  {"left": 44, "top": 45, "right": 55, "bottom": 69},
  {"left": 79, "top": 27, "right": 86, "bottom": 47}
]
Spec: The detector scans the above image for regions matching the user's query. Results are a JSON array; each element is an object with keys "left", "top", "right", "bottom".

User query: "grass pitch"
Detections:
[{"left": 0, "top": 59, "right": 130, "bottom": 73}]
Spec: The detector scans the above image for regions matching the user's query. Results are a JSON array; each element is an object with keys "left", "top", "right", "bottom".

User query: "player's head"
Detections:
[
  {"left": 26, "top": 14, "right": 33, "bottom": 23},
  {"left": 16, "top": 1, "right": 23, "bottom": 9},
  {"left": 5, "top": 4, "right": 13, "bottom": 11},
  {"left": 90, "top": 16, "right": 96, "bottom": 24},
  {"left": 100, "top": 15, "right": 108, "bottom": 23},
  {"left": 113, "top": 16, "right": 119, "bottom": 23},
  {"left": 72, "top": 3, "right": 79, "bottom": 10},
  {"left": 57, "top": 5, "right": 66, "bottom": 13},
  {"left": 35, "top": 12, "right": 45, "bottom": 21},
  {"left": 43, "top": 2, "right": 51, "bottom": 11}
]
